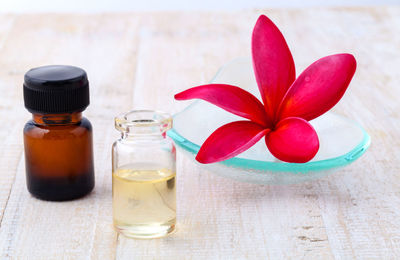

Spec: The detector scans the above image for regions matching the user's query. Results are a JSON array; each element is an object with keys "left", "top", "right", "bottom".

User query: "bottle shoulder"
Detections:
[
  {"left": 80, "top": 117, "right": 92, "bottom": 131},
  {"left": 24, "top": 117, "right": 92, "bottom": 138}
]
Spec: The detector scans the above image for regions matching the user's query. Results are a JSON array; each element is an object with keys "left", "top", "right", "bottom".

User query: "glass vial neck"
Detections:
[
  {"left": 33, "top": 112, "right": 82, "bottom": 125},
  {"left": 115, "top": 110, "right": 172, "bottom": 139}
]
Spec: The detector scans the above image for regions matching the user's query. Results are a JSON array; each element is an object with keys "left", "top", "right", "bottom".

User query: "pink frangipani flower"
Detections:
[{"left": 175, "top": 15, "right": 357, "bottom": 164}]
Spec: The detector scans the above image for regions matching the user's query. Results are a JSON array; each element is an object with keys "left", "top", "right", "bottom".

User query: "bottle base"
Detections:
[
  {"left": 27, "top": 172, "right": 94, "bottom": 201},
  {"left": 114, "top": 219, "right": 176, "bottom": 239},
  {"left": 29, "top": 187, "right": 94, "bottom": 201}
]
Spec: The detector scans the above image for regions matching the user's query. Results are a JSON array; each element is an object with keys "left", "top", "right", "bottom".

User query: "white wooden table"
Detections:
[{"left": 0, "top": 7, "right": 399, "bottom": 259}]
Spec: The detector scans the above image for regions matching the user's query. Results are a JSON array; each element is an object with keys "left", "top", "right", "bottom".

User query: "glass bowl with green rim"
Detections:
[{"left": 168, "top": 57, "right": 370, "bottom": 184}]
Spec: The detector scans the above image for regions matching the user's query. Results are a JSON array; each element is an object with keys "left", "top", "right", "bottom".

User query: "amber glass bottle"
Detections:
[{"left": 23, "top": 65, "right": 94, "bottom": 201}]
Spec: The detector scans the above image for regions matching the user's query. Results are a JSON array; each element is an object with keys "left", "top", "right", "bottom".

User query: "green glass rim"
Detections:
[{"left": 167, "top": 114, "right": 370, "bottom": 173}]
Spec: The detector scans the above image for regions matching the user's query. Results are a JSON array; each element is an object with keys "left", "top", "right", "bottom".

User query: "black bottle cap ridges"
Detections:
[{"left": 23, "top": 65, "right": 90, "bottom": 113}]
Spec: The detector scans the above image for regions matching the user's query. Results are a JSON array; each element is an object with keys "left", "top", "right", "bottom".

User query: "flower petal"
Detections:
[
  {"left": 266, "top": 117, "right": 319, "bottom": 163},
  {"left": 196, "top": 121, "right": 269, "bottom": 164},
  {"left": 277, "top": 53, "right": 357, "bottom": 121},
  {"left": 252, "top": 14, "right": 296, "bottom": 120},
  {"left": 175, "top": 84, "right": 269, "bottom": 126}
]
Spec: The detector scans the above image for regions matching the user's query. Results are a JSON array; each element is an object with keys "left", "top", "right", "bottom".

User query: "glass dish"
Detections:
[{"left": 168, "top": 57, "right": 371, "bottom": 184}]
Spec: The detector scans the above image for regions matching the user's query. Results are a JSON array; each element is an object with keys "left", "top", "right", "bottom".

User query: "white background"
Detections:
[{"left": 0, "top": 0, "right": 399, "bottom": 13}]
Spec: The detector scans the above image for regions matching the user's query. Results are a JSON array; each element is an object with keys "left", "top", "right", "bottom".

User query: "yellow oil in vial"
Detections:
[{"left": 112, "top": 164, "right": 176, "bottom": 239}]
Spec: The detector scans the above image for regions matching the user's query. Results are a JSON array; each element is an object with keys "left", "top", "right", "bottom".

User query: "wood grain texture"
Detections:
[{"left": 0, "top": 7, "right": 398, "bottom": 259}]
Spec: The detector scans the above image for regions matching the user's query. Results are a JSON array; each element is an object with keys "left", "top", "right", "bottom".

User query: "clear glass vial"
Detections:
[{"left": 112, "top": 110, "right": 176, "bottom": 239}]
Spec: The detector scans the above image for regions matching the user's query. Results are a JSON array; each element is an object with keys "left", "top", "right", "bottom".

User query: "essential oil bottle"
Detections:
[
  {"left": 112, "top": 110, "right": 176, "bottom": 239},
  {"left": 23, "top": 65, "right": 95, "bottom": 201}
]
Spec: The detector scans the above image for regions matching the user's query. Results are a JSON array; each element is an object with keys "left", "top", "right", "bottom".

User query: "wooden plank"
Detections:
[
  {"left": 0, "top": 14, "right": 18, "bottom": 225},
  {"left": 0, "top": 7, "right": 399, "bottom": 259}
]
